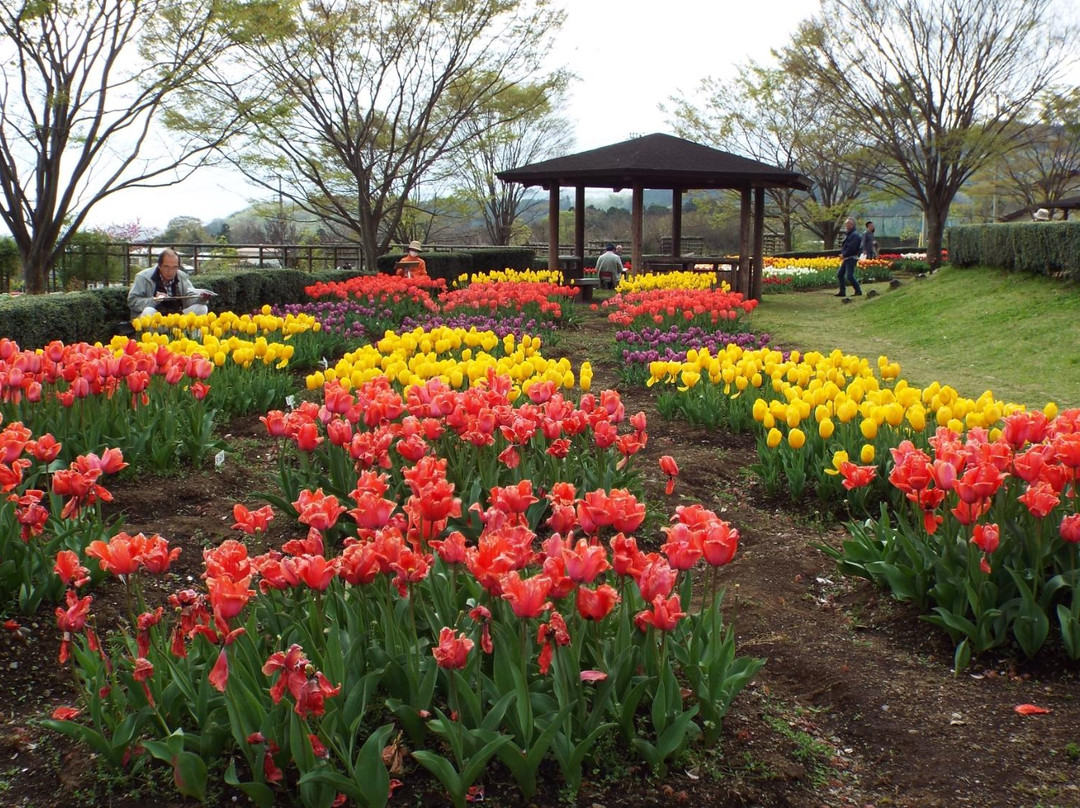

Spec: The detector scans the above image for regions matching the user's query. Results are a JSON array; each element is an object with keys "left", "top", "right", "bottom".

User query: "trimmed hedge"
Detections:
[
  {"left": 0, "top": 267, "right": 360, "bottom": 349},
  {"left": 948, "top": 222, "right": 1080, "bottom": 280}
]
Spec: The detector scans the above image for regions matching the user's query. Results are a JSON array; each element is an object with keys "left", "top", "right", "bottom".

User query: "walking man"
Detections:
[{"left": 836, "top": 218, "right": 863, "bottom": 298}]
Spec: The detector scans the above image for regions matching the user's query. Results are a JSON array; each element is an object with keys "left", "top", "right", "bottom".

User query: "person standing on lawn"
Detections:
[
  {"left": 860, "top": 220, "right": 877, "bottom": 259},
  {"left": 596, "top": 243, "right": 623, "bottom": 289},
  {"left": 128, "top": 248, "right": 210, "bottom": 320},
  {"left": 836, "top": 217, "right": 863, "bottom": 297}
]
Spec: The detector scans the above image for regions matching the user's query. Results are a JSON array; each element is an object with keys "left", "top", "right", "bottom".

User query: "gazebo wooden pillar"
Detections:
[
  {"left": 631, "top": 185, "right": 644, "bottom": 282},
  {"left": 671, "top": 188, "right": 682, "bottom": 258},
  {"left": 547, "top": 185, "right": 559, "bottom": 281},
  {"left": 738, "top": 187, "right": 752, "bottom": 294},
  {"left": 574, "top": 186, "right": 586, "bottom": 272},
  {"left": 753, "top": 187, "right": 765, "bottom": 300}
]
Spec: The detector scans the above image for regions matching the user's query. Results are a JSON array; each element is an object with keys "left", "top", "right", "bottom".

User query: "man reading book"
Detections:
[
  {"left": 394, "top": 241, "right": 428, "bottom": 278},
  {"left": 128, "top": 248, "right": 212, "bottom": 320}
]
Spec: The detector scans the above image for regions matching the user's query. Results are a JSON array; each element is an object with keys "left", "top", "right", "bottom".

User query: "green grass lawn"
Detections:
[{"left": 747, "top": 266, "right": 1080, "bottom": 409}]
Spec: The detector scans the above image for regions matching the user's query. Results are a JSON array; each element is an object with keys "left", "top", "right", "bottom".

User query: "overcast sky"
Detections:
[{"left": 81, "top": 0, "right": 817, "bottom": 232}]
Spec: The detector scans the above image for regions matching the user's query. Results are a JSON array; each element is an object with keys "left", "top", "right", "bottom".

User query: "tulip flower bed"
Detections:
[
  {"left": 761, "top": 257, "right": 894, "bottom": 293},
  {"left": 304, "top": 327, "right": 584, "bottom": 398},
  {"left": 44, "top": 367, "right": 762, "bottom": 807},
  {"left": 604, "top": 287, "right": 758, "bottom": 329},
  {"left": 0, "top": 338, "right": 224, "bottom": 471},
  {"left": 304, "top": 275, "right": 445, "bottom": 340},
  {"left": 454, "top": 268, "right": 565, "bottom": 287},
  {"left": 436, "top": 280, "right": 578, "bottom": 326},
  {"left": 615, "top": 271, "right": 721, "bottom": 293},
  {"left": 0, "top": 419, "right": 125, "bottom": 615},
  {"left": 649, "top": 340, "right": 1080, "bottom": 669},
  {"left": 613, "top": 326, "right": 772, "bottom": 386}
]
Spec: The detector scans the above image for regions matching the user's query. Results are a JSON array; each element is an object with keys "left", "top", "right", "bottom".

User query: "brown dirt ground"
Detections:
[{"left": 2, "top": 305, "right": 1079, "bottom": 808}]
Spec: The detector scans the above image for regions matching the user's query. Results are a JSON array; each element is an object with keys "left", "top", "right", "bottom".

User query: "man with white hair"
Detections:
[{"left": 128, "top": 248, "right": 211, "bottom": 320}]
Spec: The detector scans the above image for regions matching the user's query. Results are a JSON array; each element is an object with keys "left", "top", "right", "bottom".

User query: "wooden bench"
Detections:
[{"left": 571, "top": 277, "right": 600, "bottom": 302}]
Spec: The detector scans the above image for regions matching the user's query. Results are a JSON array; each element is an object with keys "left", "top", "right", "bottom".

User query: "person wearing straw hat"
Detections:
[
  {"left": 395, "top": 240, "right": 428, "bottom": 278},
  {"left": 1033, "top": 208, "right": 1050, "bottom": 221}
]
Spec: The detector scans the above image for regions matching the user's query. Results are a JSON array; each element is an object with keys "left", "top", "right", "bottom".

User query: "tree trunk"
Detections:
[
  {"left": 924, "top": 204, "right": 950, "bottom": 270},
  {"left": 21, "top": 239, "right": 56, "bottom": 294}
]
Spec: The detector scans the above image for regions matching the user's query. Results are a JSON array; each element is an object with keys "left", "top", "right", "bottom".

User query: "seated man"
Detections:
[
  {"left": 128, "top": 248, "right": 210, "bottom": 320},
  {"left": 595, "top": 243, "right": 623, "bottom": 289}
]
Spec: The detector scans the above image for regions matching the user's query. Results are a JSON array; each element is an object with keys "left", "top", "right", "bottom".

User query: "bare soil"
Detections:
[{"left": 2, "top": 307, "right": 1079, "bottom": 808}]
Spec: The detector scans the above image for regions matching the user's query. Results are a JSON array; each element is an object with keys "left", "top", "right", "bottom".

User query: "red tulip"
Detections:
[
  {"left": 634, "top": 555, "right": 676, "bottom": 603},
  {"left": 576, "top": 584, "right": 620, "bottom": 621},
  {"left": 432, "top": 627, "right": 474, "bottom": 669},
  {"left": 500, "top": 571, "right": 553, "bottom": 618},
  {"left": 1018, "top": 481, "right": 1060, "bottom": 519},
  {"left": 54, "top": 550, "right": 90, "bottom": 588},
  {"left": 1061, "top": 513, "right": 1080, "bottom": 544},
  {"left": 633, "top": 594, "right": 686, "bottom": 632}
]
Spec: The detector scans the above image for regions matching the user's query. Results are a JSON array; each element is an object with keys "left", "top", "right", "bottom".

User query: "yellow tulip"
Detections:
[
  {"left": 860, "top": 444, "right": 875, "bottom": 463},
  {"left": 788, "top": 428, "right": 806, "bottom": 449},
  {"left": 859, "top": 418, "right": 878, "bottom": 440},
  {"left": 818, "top": 418, "right": 835, "bottom": 439},
  {"left": 766, "top": 427, "right": 783, "bottom": 449}
]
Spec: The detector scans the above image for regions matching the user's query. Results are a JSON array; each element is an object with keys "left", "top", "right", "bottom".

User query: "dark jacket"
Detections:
[
  {"left": 860, "top": 229, "right": 876, "bottom": 258},
  {"left": 840, "top": 228, "right": 862, "bottom": 259}
]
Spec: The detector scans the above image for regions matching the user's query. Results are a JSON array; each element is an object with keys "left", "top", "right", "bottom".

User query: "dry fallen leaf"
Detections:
[{"left": 1014, "top": 703, "right": 1051, "bottom": 715}]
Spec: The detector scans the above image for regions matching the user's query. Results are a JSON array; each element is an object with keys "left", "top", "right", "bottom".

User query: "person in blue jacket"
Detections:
[{"left": 836, "top": 217, "right": 863, "bottom": 297}]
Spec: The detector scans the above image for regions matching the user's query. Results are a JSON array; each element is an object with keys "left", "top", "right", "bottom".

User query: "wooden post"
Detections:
[
  {"left": 752, "top": 187, "right": 765, "bottom": 301},
  {"left": 574, "top": 185, "right": 586, "bottom": 281},
  {"left": 631, "top": 185, "right": 644, "bottom": 279},
  {"left": 738, "top": 187, "right": 751, "bottom": 294},
  {"left": 548, "top": 184, "right": 560, "bottom": 279},
  {"left": 671, "top": 188, "right": 682, "bottom": 257}
]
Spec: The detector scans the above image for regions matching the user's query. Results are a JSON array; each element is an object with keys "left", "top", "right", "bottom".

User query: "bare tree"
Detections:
[
  {"left": 1000, "top": 88, "right": 1080, "bottom": 210},
  {"left": 0, "top": 0, "right": 267, "bottom": 292},
  {"left": 207, "top": 0, "right": 565, "bottom": 269},
  {"left": 667, "top": 63, "right": 880, "bottom": 251},
  {"left": 781, "top": 0, "right": 1076, "bottom": 266},
  {"left": 453, "top": 82, "right": 573, "bottom": 245}
]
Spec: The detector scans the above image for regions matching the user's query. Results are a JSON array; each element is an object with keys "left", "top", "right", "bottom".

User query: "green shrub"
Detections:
[
  {"left": 948, "top": 222, "right": 1080, "bottom": 280},
  {"left": 460, "top": 247, "right": 536, "bottom": 273},
  {"left": 58, "top": 232, "right": 126, "bottom": 288},
  {"left": 0, "top": 293, "right": 105, "bottom": 348},
  {"left": 0, "top": 267, "right": 363, "bottom": 349}
]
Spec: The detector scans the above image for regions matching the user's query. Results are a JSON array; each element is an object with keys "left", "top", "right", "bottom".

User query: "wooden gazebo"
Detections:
[{"left": 496, "top": 133, "right": 810, "bottom": 300}]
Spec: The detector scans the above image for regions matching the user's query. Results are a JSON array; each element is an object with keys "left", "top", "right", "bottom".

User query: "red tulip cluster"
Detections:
[
  {"left": 604, "top": 288, "right": 758, "bottom": 328},
  {"left": 437, "top": 281, "right": 577, "bottom": 318},
  {"left": 0, "top": 337, "right": 213, "bottom": 409},
  {"left": 840, "top": 410, "right": 1080, "bottom": 573},
  {"left": 304, "top": 274, "right": 444, "bottom": 306}
]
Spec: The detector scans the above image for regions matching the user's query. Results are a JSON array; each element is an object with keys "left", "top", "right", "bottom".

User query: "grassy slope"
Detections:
[{"left": 747, "top": 266, "right": 1080, "bottom": 409}]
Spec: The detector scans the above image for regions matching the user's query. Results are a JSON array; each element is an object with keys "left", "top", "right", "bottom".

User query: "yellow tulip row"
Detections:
[
  {"left": 650, "top": 343, "right": 1056, "bottom": 444},
  {"left": 132, "top": 307, "right": 321, "bottom": 339},
  {"left": 456, "top": 268, "right": 566, "bottom": 286},
  {"left": 305, "top": 325, "right": 592, "bottom": 396},
  {"left": 111, "top": 332, "right": 297, "bottom": 369},
  {"left": 616, "top": 271, "right": 723, "bottom": 293}
]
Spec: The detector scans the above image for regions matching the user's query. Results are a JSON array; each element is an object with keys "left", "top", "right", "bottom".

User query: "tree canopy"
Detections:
[
  {"left": 780, "top": 0, "right": 1076, "bottom": 265},
  {"left": 201, "top": 0, "right": 566, "bottom": 268},
  {"left": 0, "top": 0, "right": 273, "bottom": 292}
]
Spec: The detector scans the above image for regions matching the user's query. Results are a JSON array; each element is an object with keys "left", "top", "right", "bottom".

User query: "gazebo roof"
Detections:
[
  {"left": 496, "top": 132, "right": 810, "bottom": 191},
  {"left": 999, "top": 196, "right": 1080, "bottom": 221}
]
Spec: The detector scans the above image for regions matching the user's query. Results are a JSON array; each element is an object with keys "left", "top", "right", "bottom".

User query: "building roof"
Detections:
[
  {"left": 496, "top": 133, "right": 810, "bottom": 192},
  {"left": 999, "top": 195, "right": 1080, "bottom": 222}
]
